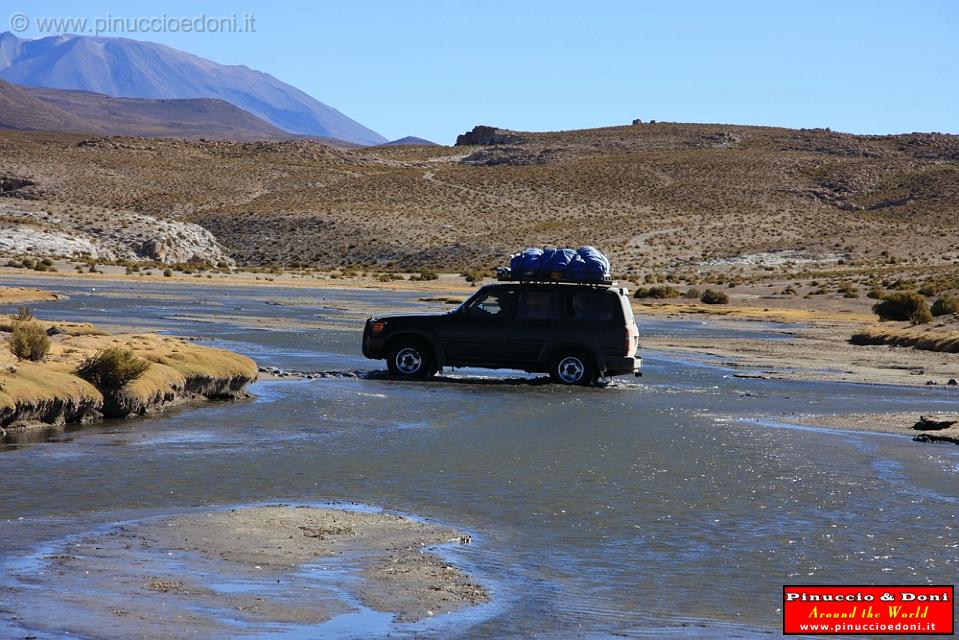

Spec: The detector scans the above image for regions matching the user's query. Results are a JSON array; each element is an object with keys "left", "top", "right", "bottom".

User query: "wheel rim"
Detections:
[
  {"left": 557, "top": 356, "right": 585, "bottom": 383},
  {"left": 395, "top": 347, "right": 423, "bottom": 374}
]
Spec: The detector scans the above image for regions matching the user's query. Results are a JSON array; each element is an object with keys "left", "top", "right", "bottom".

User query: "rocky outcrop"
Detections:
[
  {"left": 0, "top": 176, "right": 37, "bottom": 195},
  {"left": 0, "top": 225, "right": 104, "bottom": 259},
  {"left": 455, "top": 125, "right": 525, "bottom": 146},
  {"left": 460, "top": 146, "right": 559, "bottom": 166},
  {"left": 0, "top": 202, "right": 235, "bottom": 266},
  {"left": 135, "top": 221, "right": 234, "bottom": 265}
]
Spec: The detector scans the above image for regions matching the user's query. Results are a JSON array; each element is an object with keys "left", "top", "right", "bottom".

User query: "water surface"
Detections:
[{"left": 1, "top": 276, "right": 956, "bottom": 638}]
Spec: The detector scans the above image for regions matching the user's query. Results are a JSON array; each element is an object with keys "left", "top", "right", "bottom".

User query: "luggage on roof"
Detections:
[{"left": 499, "top": 246, "right": 612, "bottom": 284}]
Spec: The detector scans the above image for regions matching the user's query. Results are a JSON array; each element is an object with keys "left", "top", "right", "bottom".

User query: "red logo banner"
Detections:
[{"left": 783, "top": 585, "right": 954, "bottom": 635}]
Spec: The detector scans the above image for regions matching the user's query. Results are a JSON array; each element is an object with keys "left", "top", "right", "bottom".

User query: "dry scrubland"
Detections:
[{"left": 0, "top": 123, "right": 956, "bottom": 274}]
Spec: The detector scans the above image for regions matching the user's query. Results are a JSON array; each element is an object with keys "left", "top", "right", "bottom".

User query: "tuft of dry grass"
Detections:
[
  {"left": 850, "top": 326, "right": 959, "bottom": 353},
  {"left": 8, "top": 321, "right": 50, "bottom": 361},
  {"left": 75, "top": 346, "right": 150, "bottom": 390}
]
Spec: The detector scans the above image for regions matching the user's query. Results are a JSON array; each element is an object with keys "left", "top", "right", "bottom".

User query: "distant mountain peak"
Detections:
[
  {"left": 383, "top": 136, "right": 440, "bottom": 146},
  {"left": 0, "top": 31, "right": 386, "bottom": 145}
]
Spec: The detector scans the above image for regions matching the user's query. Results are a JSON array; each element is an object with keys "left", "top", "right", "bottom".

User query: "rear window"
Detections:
[{"left": 565, "top": 291, "right": 619, "bottom": 322}]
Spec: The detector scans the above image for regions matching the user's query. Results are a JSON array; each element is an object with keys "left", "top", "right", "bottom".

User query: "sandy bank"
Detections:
[
  {"left": 777, "top": 412, "right": 959, "bottom": 445},
  {"left": 642, "top": 318, "right": 959, "bottom": 388},
  {"left": 0, "top": 264, "right": 476, "bottom": 294},
  {"left": 1, "top": 322, "right": 257, "bottom": 436},
  {"left": 5, "top": 506, "right": 488, "bottom": 638},
  {"left": 0, "top": 285, "right": 61, "bottom": 304},
  {"left": 149, "top": 506, "right": 488, "bottom": 620}
]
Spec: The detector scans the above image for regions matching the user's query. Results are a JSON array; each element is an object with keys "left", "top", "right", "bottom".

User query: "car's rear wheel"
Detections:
[
  {"left": 387, "top": 340, "right": 435, "bottom": 380},
  {"left": 549, "top": 351, "right": 596, "bottom": 386}
]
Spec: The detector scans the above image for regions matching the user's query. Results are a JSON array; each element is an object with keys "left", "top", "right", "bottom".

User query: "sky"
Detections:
[{"left": 9, "top": 0, "right": 959, "bottom": 143}]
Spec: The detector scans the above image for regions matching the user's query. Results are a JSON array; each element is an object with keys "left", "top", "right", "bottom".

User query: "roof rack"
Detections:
[{"left": 495, "top": 266, "right": 613, "bottom": 287}]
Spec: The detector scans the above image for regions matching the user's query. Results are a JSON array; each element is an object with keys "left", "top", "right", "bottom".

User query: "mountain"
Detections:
[
  {"left": 0, "top": 31, "right": 386, "bottom": 145},
  {"left": 383, "top": 136, "right": 439, "bottom": 146},
  {"left": 0, "top": 78, "right": 92, "bottom": 132},
  {"left": 0, "top": 79, "right": 311, "bottom": 141}
]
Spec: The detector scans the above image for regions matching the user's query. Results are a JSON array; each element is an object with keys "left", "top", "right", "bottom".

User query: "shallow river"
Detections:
[{"left": 1, "top": 276, "right": 957, "bottom": 638}]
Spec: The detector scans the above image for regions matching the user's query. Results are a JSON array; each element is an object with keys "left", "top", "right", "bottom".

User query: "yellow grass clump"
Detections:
[
  {"left": 850, "top": 326, "right": 959, "bottom": 353},
  {"left": 1, "top": 326, "right": 257, "bottom": 426},
  {"left": 632, "top": 302, "right": 875, "bottom": 324}
]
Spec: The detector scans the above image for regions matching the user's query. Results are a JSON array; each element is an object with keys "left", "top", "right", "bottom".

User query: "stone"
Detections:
[
  {"left": 912, "top": 415, "right": 957, "bottom": 431},
  {"left": 454, "top": 125, "right": 525, "bottom": 146}
]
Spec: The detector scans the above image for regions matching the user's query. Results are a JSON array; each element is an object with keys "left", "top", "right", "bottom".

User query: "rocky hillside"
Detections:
[{"left": 0, "top": 122, "right": 956, "bottom": 272}]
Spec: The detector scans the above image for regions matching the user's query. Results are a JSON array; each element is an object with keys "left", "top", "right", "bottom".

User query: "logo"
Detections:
[{"left": 783, "top": 585, "right": 954, "bottom": 635}]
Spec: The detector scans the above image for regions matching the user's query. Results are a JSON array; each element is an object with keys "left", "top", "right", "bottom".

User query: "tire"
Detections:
[
  {"left": 386, "top": 339, "right": 435, "bottom": 380},
  {"left": 549, "top": 350, "right": 596, "bottom": 386}
]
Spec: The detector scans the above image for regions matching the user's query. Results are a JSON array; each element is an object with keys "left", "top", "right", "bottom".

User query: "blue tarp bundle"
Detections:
[{"left": 509, "top": 246, "right": 611, "bottom": 282}]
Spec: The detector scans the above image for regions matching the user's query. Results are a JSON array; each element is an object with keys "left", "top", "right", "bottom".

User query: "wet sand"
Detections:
[
  {"left": 4, "top": 506, "right": 487, "bottom": 639},
  {"left": 778, "top": 412, "right": 959, "bottom": 444},
  {"left": 643, "top": 321, "right": 959, "bottom": 387}
]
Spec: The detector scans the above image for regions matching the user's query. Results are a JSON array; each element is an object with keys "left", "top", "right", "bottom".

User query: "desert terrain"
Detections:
[{"left": 0, "top": 122, "right": 956, "bottom": 274}]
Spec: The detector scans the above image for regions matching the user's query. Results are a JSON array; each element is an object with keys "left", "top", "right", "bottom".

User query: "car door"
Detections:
[
  {"left": 437, "top": 288, "right": 515, "bottom": 365},
  {"left": 509, "top": 289, "right": 561, "bottom": 363}
]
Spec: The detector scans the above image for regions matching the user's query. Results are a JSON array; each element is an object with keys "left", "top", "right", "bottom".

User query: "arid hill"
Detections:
[
  {"left": 0, "top": 79, "right": 334, "bottom": 142},
  {"left": 0, "top": 122, "right": 956, "bottom": 273}
]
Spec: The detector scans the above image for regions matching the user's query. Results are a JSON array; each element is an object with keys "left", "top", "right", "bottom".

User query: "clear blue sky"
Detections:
[{"left": 11, "top": 0, "right": 959, "bottom": 143}]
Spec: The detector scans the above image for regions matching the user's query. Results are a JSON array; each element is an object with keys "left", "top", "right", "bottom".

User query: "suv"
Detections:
[{"left": 362, "top": 282, "right": 641, "bottom": 385}]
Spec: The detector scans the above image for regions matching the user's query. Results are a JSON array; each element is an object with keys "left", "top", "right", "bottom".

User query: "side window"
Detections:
[
  {"left": 464, "top": 289, "right": 515, "bottom": 318},
  {"left": 566, "top": 292, "right": 616, "bottom": 322},
  {"left": 515, "top": 291, "right": 558, "bottom": 320}
]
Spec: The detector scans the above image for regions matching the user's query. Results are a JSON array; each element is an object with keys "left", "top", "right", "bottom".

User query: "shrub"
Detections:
[
  {"left": 8, "top": 321, "right": 50, "bottom": 361},
  {"left": 684, "top": 287, "right": 702, "bottom": 299},
  {"left": 872, "top": 291, "right": 932, "bottom": 324},
  {"left": 163, "top": 268, "right": 173, "bottom": 277},
  {"left": 76, "top": 347, "right": 150, "bottom": 390},
  {"left": 700, "top": 289, "right": 729, "bottom": 304},
  {"left": 931, "top": 295, "right": 959, "bottom": 317},
  {"left": 866, "top": 288, "right": 884, "bottom": 300},
  {"left": 15, "top": 306, "right": 33, "bottom": 321},
  {"left": 633, "top": 285, "right": 680, "bottom": 299},
  {"left": 409, "top": 270, "right": 439, "bottom": 281},
  {"left": 837, "top": 282, "right": 858, "bottom": 298}
]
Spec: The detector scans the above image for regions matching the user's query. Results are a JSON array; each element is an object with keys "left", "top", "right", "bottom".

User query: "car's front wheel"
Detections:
[
  {"left": 549, "top": 351, "right": 596, "bottom": 386},
  {"left": 387, "top": 340, "right": 435, "bottom": 380}
]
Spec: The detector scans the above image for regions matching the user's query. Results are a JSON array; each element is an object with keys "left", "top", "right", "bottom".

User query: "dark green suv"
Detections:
[{"left": 362, "top": 282, "right": 641, "bottom": 385}]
